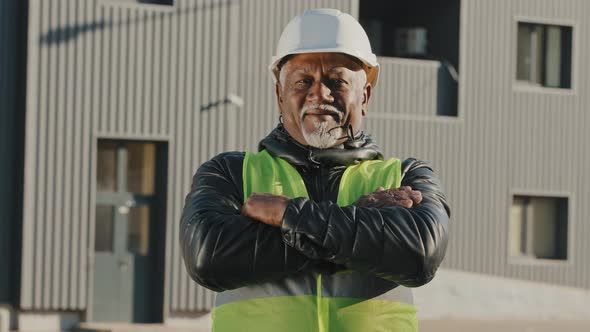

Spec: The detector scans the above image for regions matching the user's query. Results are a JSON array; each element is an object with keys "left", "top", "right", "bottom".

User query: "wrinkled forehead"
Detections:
[{"left": 279, "top": 53, "right": 365, "bottom": 80}]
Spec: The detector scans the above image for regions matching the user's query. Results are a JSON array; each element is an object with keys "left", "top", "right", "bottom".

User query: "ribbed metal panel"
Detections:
[
  {"left": 20, "top": 0, "right": 357, "bottom": 313},
  {"left": 370, "top": 0, "right": 590, "bottom": 289},
  {"left": 366, "top": 0, "right": 590, "bottom": 289},
  {"left": 18, "top": 0, "right": 590, "bottom": 316},
  {"left": 371, "top": 57, "right": 440, "bottom": 117}
]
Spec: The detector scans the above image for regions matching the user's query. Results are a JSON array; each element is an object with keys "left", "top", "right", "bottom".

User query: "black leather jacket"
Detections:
[{"left": 180, "top": 125, "right": 450, "bottom": 292}]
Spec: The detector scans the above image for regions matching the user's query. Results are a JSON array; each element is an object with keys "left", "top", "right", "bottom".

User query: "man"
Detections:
[{"left": 180, "top": 8, "right": 449, "bottom": 332}]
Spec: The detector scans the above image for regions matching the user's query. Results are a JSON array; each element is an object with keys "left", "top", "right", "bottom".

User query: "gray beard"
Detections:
[
  {"left": 299, "top": 104, "right": 344, "bottom": 149},
  {"left": 301, "top": 121, "right": 342, "bottom": 149}
]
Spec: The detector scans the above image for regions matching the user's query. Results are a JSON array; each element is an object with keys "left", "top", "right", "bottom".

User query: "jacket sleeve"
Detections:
[
  {"left": 179, "top": 152, "right": 318, "bottom": 292},
  {"left": 280, "top": 158, "right": 450, "bottom": 287}
]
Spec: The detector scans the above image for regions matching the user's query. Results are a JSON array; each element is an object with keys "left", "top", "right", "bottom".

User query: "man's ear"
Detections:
[
  {"left": 275, "top": 81, "right": 283, "bottom": 111},
  {"left": 362, "top": 83, "right": 372, "bottom": 117}
]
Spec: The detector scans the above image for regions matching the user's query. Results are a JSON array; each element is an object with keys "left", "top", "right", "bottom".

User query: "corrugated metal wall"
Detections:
[
  {"left": 0, "top": 0, "right": 26, "bottom": 305},
  {"left": 370, "top": 57, "right": 441, "bottom": 117},
  {"left": 455, "top": 0, "right": 588, "bottom": 288},
  {"left": 366, "top": 0, "right": 590, "bottom": 289},
  {"left": 20, "top": 0, "right": 358, "bottom": 313},
  {"left": 18, "top": 0, "right": 590, "bottom": 315}
]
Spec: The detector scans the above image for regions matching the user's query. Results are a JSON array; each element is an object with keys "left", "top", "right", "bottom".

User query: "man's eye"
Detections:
[
  {"left": 331, "top": 79, "right": 347, "bottom": 87},
  {"left": 295, "top": 79, "right": 311, "bottom": 87}
]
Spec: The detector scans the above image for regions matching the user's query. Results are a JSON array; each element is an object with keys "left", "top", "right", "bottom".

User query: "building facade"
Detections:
[{"left": 0, "top": 0, "right": 588, "bottom": 328}]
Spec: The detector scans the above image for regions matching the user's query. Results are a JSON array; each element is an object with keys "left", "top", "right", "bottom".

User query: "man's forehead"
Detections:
[{"left": 283, "top": 53, "right": 363, "bottom": 73}]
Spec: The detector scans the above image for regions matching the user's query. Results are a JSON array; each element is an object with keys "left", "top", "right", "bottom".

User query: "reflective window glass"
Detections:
[
  {"left": 127, "top": 142, "right": 156, "bottom": 195},
  {"left": 128, "top": 205, "right": 150, "bottom": 256},
  {"left": 516, "top": 22, "right": 572, "bottom": 88},
  {"left": 97, "top": 141, "right": 118, "bottom": 192},
  {"left": 509, "top": 196, "right": 568, "bottom": 260}
]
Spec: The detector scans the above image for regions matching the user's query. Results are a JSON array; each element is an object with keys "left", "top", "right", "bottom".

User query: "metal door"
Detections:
[{"left": 92, "top": 141, "right": 163, "bottom": 322}]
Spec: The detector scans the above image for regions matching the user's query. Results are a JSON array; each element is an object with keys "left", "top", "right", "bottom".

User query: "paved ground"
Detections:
[
  {"left": 77, "top": 320, "right": 590, "bottom": 332},
  {"left": 420, "top": 319, "right": 590, "bottom": 332}
]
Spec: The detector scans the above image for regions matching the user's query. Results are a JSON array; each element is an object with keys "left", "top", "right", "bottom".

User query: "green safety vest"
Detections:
[{"left": 212, "top": 150, "right": 418, "bottom": 332}]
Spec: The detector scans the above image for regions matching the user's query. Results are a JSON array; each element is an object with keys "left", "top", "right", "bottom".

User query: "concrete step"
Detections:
[
  {"left": 420, "top": 319, "right": 590, "bottom": 332},
  {"left": 0, "top": 305, "right": 13, "bottom": 332},
  {"left": 414, "top": 268, "right": 590, "bottom": 319},
  {"left": 78, "top": 323, "right": 207, "bottom": 332}
]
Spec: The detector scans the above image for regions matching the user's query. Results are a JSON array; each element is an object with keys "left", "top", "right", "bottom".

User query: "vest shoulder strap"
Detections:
[
  {"left": 244, "top": 150, "right": 401, "bottom": 207},
  {"left": 243, "top": 150, "right": 308, "bottom": 202},
  {"left": 337, "top": 158, "right": 402, "bottom": 206}
]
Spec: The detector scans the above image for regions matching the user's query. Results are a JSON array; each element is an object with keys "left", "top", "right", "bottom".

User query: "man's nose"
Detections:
[{"left": 307, "top": 80, "right": 334, "bottom": 103}]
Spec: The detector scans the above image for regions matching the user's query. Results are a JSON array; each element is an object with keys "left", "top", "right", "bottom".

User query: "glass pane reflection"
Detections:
[
  {"left": 97, "top": 141, "right": 117, "bottom": 191},
  {"left": 127, "top": 143, "right": 156, "bottom": 195},
  {"left": 128, "top": 205, "right": 150, "bottom": 256}
]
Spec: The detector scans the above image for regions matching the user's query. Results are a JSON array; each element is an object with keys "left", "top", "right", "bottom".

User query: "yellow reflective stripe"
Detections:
[
  {"left": 231, "top": 151, "right": 414, "bottom": 332},
  {"left": 244, "top": 150, "right": 401, "bottom": 206},
  {"left": 317, "top": 274, "right": 326, "bottom": 332},
  {"left": 243, "top": 150, "right": 309, "bottom": 200},
  {"left": 212, "top": 295, "right": 418, "bottom": 332},
  {"left": 212, "top": 295, "right": 319, "bottom": 332},
  {"left": 337, "top": 158, "right": 402, "bottom": 206},
  {"left": 241, "top": 150, "right": 251, "bottom": 203}
]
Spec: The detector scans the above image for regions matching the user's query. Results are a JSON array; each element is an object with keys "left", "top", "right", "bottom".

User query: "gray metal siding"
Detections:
[
  {"left": 371, "top": 57, "right": 441, "bottom": 117},
  {"left": 364, "top": 0, "right": 590, "bottom": 289},
  {"left": 18, "top": 0, "right": 590, "bottom": 315},
  {"left": 0, "top": 0, "right": 26, "bottom": 305},
  {"left": 21, "top": 0, "right": 357, "bottom": 313},
  {"left": 458, "top": 0, "right": 588, "bottom": 288}
]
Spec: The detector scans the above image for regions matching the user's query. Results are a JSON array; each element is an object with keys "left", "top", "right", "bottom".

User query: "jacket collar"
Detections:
[{"left": 258, "top": 124, "right": 383, "bottom": 169}]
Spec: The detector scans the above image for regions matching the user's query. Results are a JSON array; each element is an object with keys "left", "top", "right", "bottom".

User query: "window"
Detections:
[
  {"left": 138, "top": 0, "right": 173, "bottom": 5},
  {"left": 516, "top": 22, "right": 572, "bottom": 88},
  {"left": 359, "top": 0, "right": 460, "bottom": 117},
  {"left": 110, "top": 0, "right": 174, "bottom": 5},
  {"left": 509, "top": 196, "right": 568, "bottom": 260}
]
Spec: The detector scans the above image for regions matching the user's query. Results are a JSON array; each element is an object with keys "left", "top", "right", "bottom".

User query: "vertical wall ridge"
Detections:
[{"left": 17, "top": 0, "right": 589, "bottom": 315}]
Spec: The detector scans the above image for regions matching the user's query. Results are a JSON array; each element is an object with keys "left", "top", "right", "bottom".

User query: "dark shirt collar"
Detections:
[{"left": 258, "top": 124, "right": 383, "bottom": 169}]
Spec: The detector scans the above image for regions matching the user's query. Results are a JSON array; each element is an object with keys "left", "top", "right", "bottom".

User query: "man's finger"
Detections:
[
  {"left": 375, "top": 186, "right": 385, "bottom": 192},
  {"left": 410, "top": 190, "right": 422, "bottom": 204},
  {"left": 401, "top": 199, "right": 413, "bottom": 208}
]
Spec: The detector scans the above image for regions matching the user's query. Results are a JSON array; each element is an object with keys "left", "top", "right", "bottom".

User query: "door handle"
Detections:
[
  {"left": 117, "top": 205, "right": 130, "bottom": 215},
  {"left": 117, "top": 200, "right": 135, "bottom": 215}
]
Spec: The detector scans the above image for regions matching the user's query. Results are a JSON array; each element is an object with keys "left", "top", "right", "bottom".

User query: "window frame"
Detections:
[
  {"left": 507, "top": 190, "right": 574, "bottom": 267},
  {"left": 513, "top": 16, "right": 578, "bottom": 95},
  {"left": 98, "top": 0, "right": 177, "bottom": 11}
]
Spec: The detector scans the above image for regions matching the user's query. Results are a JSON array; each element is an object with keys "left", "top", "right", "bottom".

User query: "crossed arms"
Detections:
[{"left": 180, "top": 152, "right": 450, "bottom": 292}]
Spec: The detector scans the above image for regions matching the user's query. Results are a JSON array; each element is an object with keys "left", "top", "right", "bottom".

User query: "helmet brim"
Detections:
[{"left": 270, "top": 49, "right": 380, "bottom": 88}]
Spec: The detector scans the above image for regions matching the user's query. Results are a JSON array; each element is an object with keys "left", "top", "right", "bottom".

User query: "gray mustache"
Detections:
[{"left": 300, "top": 104, "right": 343, "bottom": 120}]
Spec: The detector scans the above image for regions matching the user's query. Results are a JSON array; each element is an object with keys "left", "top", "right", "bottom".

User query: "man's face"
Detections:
[{"left": 275, "top": 53, "right": 372, "bottom": 148}]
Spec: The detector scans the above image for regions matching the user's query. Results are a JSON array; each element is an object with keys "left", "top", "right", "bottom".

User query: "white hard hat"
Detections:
[{"left": 270, "top": 8, "right": 380, "bottom": 87}]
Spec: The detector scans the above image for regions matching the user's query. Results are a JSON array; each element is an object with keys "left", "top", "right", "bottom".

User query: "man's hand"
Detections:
[
  {"left": 241, "top": 186, "right": 422, "bottom": 226},
  {"left": 241, "top": 193, "right": 290, "bottom": 227},
  {"left": 352, "top": 186, "right": 422, "bottom": 209}
]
